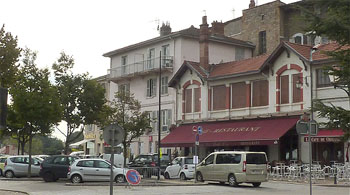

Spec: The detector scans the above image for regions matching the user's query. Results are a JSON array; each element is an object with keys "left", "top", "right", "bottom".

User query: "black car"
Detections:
[
  {"left": 127, "top": 154, "right": 170, "bottom": 177},
  {"left": 39, "top": 155, "right": 79, "bottom": 182}
]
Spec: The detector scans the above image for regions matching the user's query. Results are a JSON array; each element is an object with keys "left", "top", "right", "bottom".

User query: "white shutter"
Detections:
[
  {"left": 153, "top": 78, "right": 157, "bottom": 97},
  {"left": 167, "top": 109, "right": 172, "bottom": 129},
  {"left": 147, "top": 80, "right": 150, "bottom": 97}
]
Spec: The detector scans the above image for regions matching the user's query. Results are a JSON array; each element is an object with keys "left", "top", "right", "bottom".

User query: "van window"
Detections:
[
  {"left": 216, "top": 154, "right": 241, "bottom": 164},
  {"left": 205, "top": 154, "right": 214, "bottom": 165},
  {"left": 246, "top": 153, "right": 267, "bottom": 164}
]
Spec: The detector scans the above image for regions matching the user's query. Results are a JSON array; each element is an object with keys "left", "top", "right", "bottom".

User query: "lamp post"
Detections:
[{"left": 157, "top": 51, "right": 162, "bottom": 181}]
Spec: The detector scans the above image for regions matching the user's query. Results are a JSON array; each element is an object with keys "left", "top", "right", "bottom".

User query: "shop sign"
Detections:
[
  {"left": 304, "top": 137, "right": 341, "bottom": 143},
  {"left": 87, "top": 141, "right": 94, "bottom": 149},
  {"left": 239, "top": 141, "right": 260, "bottom": 146},
  {"left": 212, "top": 127, "right": 261, "bottom": 133},
  {"left": 85, "top": 134, "right": 95, "bottom": 139}
]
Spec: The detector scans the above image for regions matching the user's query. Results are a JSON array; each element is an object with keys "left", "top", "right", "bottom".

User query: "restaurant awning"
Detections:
[
  {"left": 161, "top": 117, "right": 299, "bottom": 147},
  {"left": 304, "top": 129, "right": 344, "bottom": 143},
  {"left": 69, "top": 139, "right": 94, "bottom": 148}
]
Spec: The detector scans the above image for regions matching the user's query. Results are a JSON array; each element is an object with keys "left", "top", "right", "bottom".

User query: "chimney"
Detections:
[
  {"left": 199, "top": 16, "right": 210, "bottom": 71},
  {"left": 249, "top": 0, "right": 255, "bottom": 8},
  {"left": 211, "top": 20, "right": 225, "bottom": 35},
  {"left": 159, "top": 22, "right": 172, "bottom": 36}
]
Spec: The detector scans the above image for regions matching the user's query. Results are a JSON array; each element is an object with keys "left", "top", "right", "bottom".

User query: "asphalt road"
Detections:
[{"left": 0, "top": 179, "right": 349, "bottom": 195}]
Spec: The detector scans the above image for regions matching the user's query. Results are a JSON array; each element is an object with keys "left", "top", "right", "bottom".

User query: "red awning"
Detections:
[{"left": 161, "top": 117, "right": 299, "bottom": 147}]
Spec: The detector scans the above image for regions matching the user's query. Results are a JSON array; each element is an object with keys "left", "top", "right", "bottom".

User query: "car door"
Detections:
[
  {"left": 94, "top": 160, "right": 111, "bottom": 181},
  {"left": 31, "top": 158, "right": 41, "bottom": 176},
  {"left": 52, "top": 156, "right": 69, "bottom": 178},
  {"left": 199, "top": 154, "right": 215, "bottom": 180},
  {"left": 78, "top": 160, "right": 96, "bottom": 181},
  {"left": 168, "top": 157, "right": 182, "bottom": 178},
  {"left": 15, "top": 157, "right": 27, "bottom": 176}
]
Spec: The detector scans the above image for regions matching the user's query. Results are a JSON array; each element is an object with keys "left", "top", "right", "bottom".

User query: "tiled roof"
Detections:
[
  {"left": 187, "top": 61, "right": 208, "bottom": 78},
  {"left": 208, "top": 54, "right": 270, "bottom": 79},
  {"left": 103, "top": 26, "right": 254, "bottom": 57},
  {"left": 285, "top": 41, "right": 349, "bottom": 62}
]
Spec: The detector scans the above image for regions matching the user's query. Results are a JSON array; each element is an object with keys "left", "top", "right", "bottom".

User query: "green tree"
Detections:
[
  {"left": 52, "top": 52, "right": 106, "bottom": 154},
  {"left": 10, "top": 48, "right": 62, "bottom": 176},
  {"left": 304, "top": 0, "right": 350, "bottom": 139},
  {"left": 107, "top": 91, "right": 151, "bottom": 166},
  {"left": 38, "top": 136, "right": 64, "bottom": 155},
  {"left": 0, "top": 25, "right": 21, "bottom": 88}
]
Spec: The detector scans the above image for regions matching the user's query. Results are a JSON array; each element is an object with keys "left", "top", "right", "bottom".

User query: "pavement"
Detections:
[{"left": 0, "top": 176, "right": 349, "bottom": 195}]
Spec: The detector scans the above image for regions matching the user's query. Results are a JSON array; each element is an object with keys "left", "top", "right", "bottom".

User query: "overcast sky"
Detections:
[{"left": 1, "top": 0, "right": 299, "bottom": 141}]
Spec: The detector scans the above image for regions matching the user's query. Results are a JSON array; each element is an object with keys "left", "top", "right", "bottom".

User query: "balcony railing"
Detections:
[{"left": 108, "top": 56, "right": 173, "bottom": 80}]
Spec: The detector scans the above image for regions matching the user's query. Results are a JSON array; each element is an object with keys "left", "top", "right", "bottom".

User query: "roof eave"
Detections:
[{"left": 208, "top": 70, "right": 260, "bottom": 81}]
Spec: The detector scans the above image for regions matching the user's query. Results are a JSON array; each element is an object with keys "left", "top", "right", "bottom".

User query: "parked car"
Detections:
[
  {"left": 39, "top": 155, "right": 79, "bottom": 182},
  {"left": 3, "top": 156, "right": 43, "bottom": 178},
  {"left": 196, "top": 151, "right": 268, "bottom": 187},
  {"left": 127, "top": 154, "right": 170, "bottom": 176},
  {"left": 0, "top": 156, "right": 8, "bottom": 176},
  {"left": 100, "top": 153, "right": 128, "bottom": 168},
  {"left": 67, "top": 158, "right": 128, "bottom": 183},
  {"left": 164, "top": 157, "right": 195, "bottom": 180}
]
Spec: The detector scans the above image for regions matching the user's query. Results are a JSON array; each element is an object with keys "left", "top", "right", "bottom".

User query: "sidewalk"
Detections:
[{"left": 269, "top": 177, "right": 350, "bottom": 188}]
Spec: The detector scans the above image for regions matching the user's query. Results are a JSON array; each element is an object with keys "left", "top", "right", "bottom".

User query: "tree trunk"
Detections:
[
  {"left": 64, "top": 125, "right": 70, "bottom": 155},
  {"left": 123, "top": 141, "right": 127, "bottom": 167},
  {"left": 17, "top": 138, "right": 20, "bottom": 155},
  {"left": 20, "top": 139, "right": 25, "bottom": 155},
  {"left": 27, "top": 133, "right": 32, "bottom": 178}
]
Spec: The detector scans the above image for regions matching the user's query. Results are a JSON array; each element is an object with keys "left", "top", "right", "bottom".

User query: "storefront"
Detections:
[
  {"left": 161, "top": 117, "right": 299, "bottom": 162},
  {"left": 304, "top": 129, "right": 345, "bottom": 166}
]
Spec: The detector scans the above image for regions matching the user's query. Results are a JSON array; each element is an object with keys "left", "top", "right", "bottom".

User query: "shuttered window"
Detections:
[
  {"left": 185, "top": 89, "right": 192, "bottom": 113},
  {"left": 213, "top": 85, "right": 226, "bottom": 110},
  {"left": 280, "top": 75, "right": 289, "bottom": 104},
  {"left": 293, "top": 73, "right": 302, "bottom": 103},
  {"left": 231, "top": 82, "right": 246, "bottom": 109},
  {"left": 252, "top": 80, "right": 268, "bottom": 107},
  {"left": 194, "top": 88, "right": 201, "bottom": 112}
]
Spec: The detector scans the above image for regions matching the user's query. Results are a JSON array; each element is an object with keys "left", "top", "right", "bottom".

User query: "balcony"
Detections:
[{"left": 108, "top": 56, "right": 173, "bottom": 82}]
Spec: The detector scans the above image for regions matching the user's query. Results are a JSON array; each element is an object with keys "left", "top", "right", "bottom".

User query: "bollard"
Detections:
[{"left": 334, "top": 167, "right": 337, "bottom": 184}]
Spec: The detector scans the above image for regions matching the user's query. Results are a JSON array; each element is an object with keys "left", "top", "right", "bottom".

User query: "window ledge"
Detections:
[
  {"left": 250, "top": 105, "right": 269, "bottom": 110},
  {"left": 209, "top": 109, "right": 229, "bottom": 113}
]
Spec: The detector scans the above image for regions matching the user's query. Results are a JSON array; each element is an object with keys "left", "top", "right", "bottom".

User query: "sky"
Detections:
[{"left": 1, "top": 0, "right": 299, "bottom": 141}]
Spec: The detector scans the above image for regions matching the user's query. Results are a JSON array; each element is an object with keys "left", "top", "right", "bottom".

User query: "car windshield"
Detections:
[{"left": 134, "top": 155, "right": 153, "bottom": 163}]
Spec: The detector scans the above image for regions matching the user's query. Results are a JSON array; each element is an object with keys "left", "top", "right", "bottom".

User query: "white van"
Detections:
[
  {"left": 100, "top": 153, "right": 128, "bottom": 168},
  {"left": 196, "top": 151, "right": 268, "bottom": 187}
]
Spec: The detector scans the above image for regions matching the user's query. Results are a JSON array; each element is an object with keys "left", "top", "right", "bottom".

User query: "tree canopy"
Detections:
[{"left": 304, "top": 0, "right": 350, "bottom": 139}]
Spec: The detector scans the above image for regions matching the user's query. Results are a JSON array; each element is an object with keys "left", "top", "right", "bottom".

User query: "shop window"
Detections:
[
  {"left": 212, "top": 85, "right": 226, "bottom": 110},
  {"left": 252, "top": 80, "right": 268, "bottom": 107},
  {"left": 231, "top": 82, "right": 246, "bottom": 109}
]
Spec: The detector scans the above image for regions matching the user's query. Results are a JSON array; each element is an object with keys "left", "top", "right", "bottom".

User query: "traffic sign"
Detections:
[
  {"left": 198, "top": 126, "right": 202, "bottom": 135},
  {"left": 192, "top": 126, "right": 197, "bottom": 132},
  {"left": 296, "top": 120, "right": 318, "bottom": 136},
  {"left": 126, "top": 169, "right": 141, "bottom": 185},
  {"left": 103, "top": 123, "right": 125, "bottom": 146}
]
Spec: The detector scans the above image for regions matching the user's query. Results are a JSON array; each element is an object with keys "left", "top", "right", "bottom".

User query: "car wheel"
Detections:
[
  {"left": 164, "top": 172, "right": 170, "bottom": 179},
  {"left": 180, "top": 173, "right": 186, "bottom": 180},
  {"left": 43, "top": 172, "right": 54, "bottom": 182},
  {"left": 228, "top": 174, "right": 238, "bottom": 187},
  {"left": 5, "top": 170, "right": 14, "bottom": 178},
  {"left": 252, "top": 182, "right": 261, "bottom": 187},
  {"left": 196, "top": 172, "right": 204, "bottom": 182},
  {"left": 71, "top": 174, "right": 82, "bottom": 183},
  {"left": 115, "top": 174, "right": 125, "bottom": 183}
]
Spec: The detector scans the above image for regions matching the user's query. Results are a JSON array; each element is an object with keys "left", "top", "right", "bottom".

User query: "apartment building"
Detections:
[{"left": 102, "top": 18, "right": 255, "bottom": 157}]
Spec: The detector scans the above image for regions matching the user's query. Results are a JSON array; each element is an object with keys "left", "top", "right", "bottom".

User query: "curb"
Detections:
[
  {"left": 0, "top": 189, "right": 29, "bottom": 195},
  {"left": 269, "top": 180, "right": 350, "bottom": 187},
  {"left": 65, "top": 181, "right": 207, "bottom": 187}
]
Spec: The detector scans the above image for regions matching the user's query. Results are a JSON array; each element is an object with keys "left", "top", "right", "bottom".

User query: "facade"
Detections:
[
  {"left": 162, "top": 39, "right": 348, "bottom": 165},
  {"left": 225, "top": 0, "right": 329, "bottom": 56},
  {"left": 102, "top": 19, "right": 255, "bottom": 158}
]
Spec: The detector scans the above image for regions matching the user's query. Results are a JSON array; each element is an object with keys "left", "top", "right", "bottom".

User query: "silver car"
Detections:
[
  {"left": 67, "top": 158, "right": 128, "bottom": 183},
  {"left": 4, "top": 156, "right": 43, "bottom": 178}
]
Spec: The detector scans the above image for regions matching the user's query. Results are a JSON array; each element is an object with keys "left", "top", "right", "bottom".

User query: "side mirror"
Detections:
[{"left": 168, "top": 162, "right": 172, "bottom": 166}]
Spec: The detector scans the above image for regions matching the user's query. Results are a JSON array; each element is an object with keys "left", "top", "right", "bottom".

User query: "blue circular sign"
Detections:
[{"left": 126, "top": 169, "right": 141, "bottom": 185}]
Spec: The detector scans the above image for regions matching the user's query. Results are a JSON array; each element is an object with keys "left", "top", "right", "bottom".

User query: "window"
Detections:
[
  {"left": 216, "top": 154, "right": 241, "bottom": 164},
  {"left": 95, "top": 160, "right": 110, "bottom": 168},
  {"left": 212, "top": 85, "right": 226, "bottom": 110},
  {"left": 119, "top": 83, "right": 130, "bottom": 95},
  {"left": 259, "top": 31, "right": 266, "bottom": 54},
  {"left": 161, "top": 76, "right": 168, "bottom": 95},
  {"left": 235, "top": 47, "right": 245, "bottom": 61},
  {"left": 205, "top": 155, "right": 214, "bottom": 165},
  {"left": 162, "top": 45, "right": 170, "bottom": 66},
  {"left": 292, "top": 73, "right": 302, "bottom": 103},
  {"left": 151, "top": 109, "right": 172, "bottom": 131},
  {"left": 185, "top": 88, "right": 192, "bottom": 113},
  {"left": 231, "top": 82, "right": 246, "bottom": 109},
  {"left": 121, "top": 55, "right": 128, "bottom": 75},
  {"left": 280, "top": 75, "right": 289, "bottom": 104},
  {"left": 149, "top": 141, "right": 153, "bottom": 153},
  {"left": 147, "top": 48, "right": 155, "bottom": 69},
  {"left": 246, "top": 153, "right": 267, "bottom": 164},
  {"left": 194, "top": 88, "right": 200, "bottom": 112},
  {"left": 77, "top": 160, "right": 94, "bottom": 167},
  {"left": 316, "top": 69, "right": 331, "bottom": 88},
  {"left": 53, "top": 156, "right": 67, "bottom": 165},
  {"left": 252, "top": 80, "right": 268, "bottom": 107},
  {"left": 146, "top": 78, "right": 156, "bottom": 97}
]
